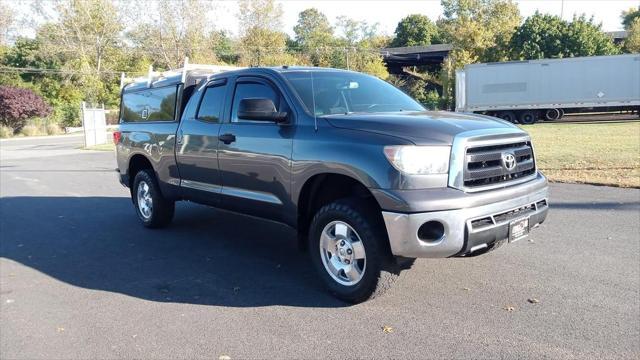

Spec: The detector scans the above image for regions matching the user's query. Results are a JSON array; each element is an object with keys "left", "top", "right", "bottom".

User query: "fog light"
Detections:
[{"left": 417, "top": 221, "right": 445, "bottom": 243}]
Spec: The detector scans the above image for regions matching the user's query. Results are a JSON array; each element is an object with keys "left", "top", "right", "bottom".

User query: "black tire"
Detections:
[
  {"left": 308, "top": 198, "right": 398, "bottom": 303},
  {"left": 558, "top": 108, "right": 565, "bottom": 119},
  {"left": 518, "top": 110, "right": 538, "bottom": 125},
  {"left": 497, "top": 111, "right": 518, "bottom": 123},
  {"left": 132, "top": 169, "right": 175, "bottom": 228},
  {"left": 544, "top": 108, "right": 561, "bottom": 121}
]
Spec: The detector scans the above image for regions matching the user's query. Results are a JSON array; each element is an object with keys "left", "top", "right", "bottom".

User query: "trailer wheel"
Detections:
[
  {"left": 544, "top": 108, "right": 561, "bottom": 121},
  {"left": 519, "top": 110, "right": 538, "bottom": 125},
  {"left": 497, "top": 111, "right": 518, "bottom": 123},
  {"left": 558, "top": 109, "right": 565, "bottom": 119}
]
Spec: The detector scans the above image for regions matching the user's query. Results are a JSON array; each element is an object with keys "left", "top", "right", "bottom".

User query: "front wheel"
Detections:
[
  {"left": 308, "top": 198, "right": 398, "bottom": 303},
  {"left": 132, "top": 169, "right": 175, "bottom": 228},
  {"left": 519, "top": 110, "right": 539, "bottom": 124}
]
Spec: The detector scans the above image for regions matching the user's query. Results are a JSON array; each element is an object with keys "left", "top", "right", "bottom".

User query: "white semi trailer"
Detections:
[{"left": 455, "top": 54, "right": 640, "bottom": 124}]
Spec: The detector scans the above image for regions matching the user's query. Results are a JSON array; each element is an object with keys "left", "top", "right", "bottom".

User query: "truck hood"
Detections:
[{"left": 324, "top": 111, "right": 520, "bottom": 145}]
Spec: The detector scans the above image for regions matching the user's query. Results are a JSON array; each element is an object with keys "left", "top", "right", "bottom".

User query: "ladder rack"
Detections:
[{"left": 120, "top": 57, "right": 242, "bottom": 89}]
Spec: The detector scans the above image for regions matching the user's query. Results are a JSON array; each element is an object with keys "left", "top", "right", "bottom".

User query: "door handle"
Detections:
[{"left": 219, "top": 133, "right": 236, "bottom": 145}]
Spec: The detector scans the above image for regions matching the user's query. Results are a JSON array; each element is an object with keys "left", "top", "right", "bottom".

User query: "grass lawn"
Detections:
[
  {"left": 521, "top": 122, "right": 640, "bottom": 188},
  {"left": 82, "top": 143, "right": 115, "bottom": 151}
]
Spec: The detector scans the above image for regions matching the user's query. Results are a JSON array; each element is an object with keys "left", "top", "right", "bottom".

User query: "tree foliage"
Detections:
[
  {"left": 439, "top": 0, "right": 521, "bottom": 64},
  {"left": 624, "top": 18, "right": 640, "bottom": 53},
  {"left": 237, "top": 0, "right": 297, "bottom": 66},
  {"left": 391, "top": 14, "right": 440, "bottom": 47},
  {"left": 510, "top": 12, "right": 618, "bottom": 59},
  {"left": 621, "top": 7, "right": 640, "bottom": 30},
  {"left": 0, "top": 85, "right": 52, "bottom": 130},
  {"left": 127, "top": 0, "right": 222, "bottom": 69}
]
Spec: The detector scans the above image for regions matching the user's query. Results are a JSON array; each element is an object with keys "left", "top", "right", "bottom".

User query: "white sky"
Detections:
[{"left": 214, "top": 0, "right": 640, "bottom": 36}]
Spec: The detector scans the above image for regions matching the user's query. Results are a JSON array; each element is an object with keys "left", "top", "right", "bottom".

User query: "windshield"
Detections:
[{"left": 283, "top": 71, "right": 424, "bottom": 116}]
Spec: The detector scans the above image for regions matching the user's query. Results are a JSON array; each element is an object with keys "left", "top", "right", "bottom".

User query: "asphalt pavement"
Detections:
[{"left": 1, "top": 135, "right": 638, "bottom": 359}]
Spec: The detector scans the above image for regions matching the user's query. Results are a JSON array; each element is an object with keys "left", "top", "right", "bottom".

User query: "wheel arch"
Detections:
[
  {"left": 127, "top": 154, "right": 154, "bottom": 189},
  {"left": 296, "top": 172, "right": 384, "bottom": 251}
]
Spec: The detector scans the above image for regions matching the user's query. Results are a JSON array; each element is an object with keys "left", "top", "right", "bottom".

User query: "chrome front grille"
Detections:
[{"left": 463, "top": 141, "right": 536, "bottom": 188}]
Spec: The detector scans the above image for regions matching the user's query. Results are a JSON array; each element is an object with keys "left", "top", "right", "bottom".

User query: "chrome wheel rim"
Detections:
[
  {"left": 136, "top": 181, "right": 153, "bottom": 220},
  {"left": 319, "top": 221, "right": 366, "bottom": 286}
]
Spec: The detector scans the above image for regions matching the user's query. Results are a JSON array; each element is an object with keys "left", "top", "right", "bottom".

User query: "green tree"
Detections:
[
  {"left": 36, "top": 0, "right": 126, "bottom": 105},
  {"left": 293, "top": 8, "right": 336, "bottom": 66},
  {"left": 333, "top": 16, "right": 389, "bottom": 79},
  {"left": 237, "top": 0, "right": 301, "bottom": 66},
  {"left": 127, "top": 0, "right": 222, "bottom": 69},
  {"left": 510, "top": 12, "right": 566, "bottom": 59},
  {"left": 511, "top": 13, "right": 618, "bottom": 59},
  {"left": 563, "top": 15, "right": 619, "bottom": 57},
  {"left": 439, "top": 0, "right": 521, "bottom": 63},
  {"left": 390, "top": 14, "right": 440, "bottom": 47},
  {"left": 621, "top": 7, "right": 640, "bottom": 30},
  {"left": 624, "top": 18, "right": 640, "bottom": 53}
]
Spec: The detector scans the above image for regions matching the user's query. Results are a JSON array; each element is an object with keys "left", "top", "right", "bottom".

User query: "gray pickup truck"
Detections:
[{"left": 115, "top": 66, "right": 549, "bottom": 303}]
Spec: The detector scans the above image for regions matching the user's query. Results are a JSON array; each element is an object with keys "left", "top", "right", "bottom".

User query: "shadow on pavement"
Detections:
[{"left": 0, "top": 196, "right": 347, "bottom": 308}]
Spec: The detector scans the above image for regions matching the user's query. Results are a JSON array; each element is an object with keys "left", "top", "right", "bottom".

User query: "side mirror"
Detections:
[{"left": 237, "top": 98, "right": 288, "bottom": 122}]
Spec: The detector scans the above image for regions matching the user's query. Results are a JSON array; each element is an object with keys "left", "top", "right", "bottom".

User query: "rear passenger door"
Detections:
[
  {"left": 175, "top": 79, "right": 228, "bottom": 205},
  {"left": 216, "top": 76, "right": 295, "bottom": 223}
]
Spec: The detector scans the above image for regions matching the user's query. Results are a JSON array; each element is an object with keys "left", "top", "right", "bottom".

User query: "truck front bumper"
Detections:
[{"left": 381, "top": 176, "right": 548, "bottom": 258}]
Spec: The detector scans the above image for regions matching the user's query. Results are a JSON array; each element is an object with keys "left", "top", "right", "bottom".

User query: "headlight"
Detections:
[{"left": 383, "top": 145, "right": 451, "bottom": 175}]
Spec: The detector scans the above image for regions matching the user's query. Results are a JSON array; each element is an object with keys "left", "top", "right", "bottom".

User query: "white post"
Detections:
[
  {"left": 81, "top": 101, "right": 88, "bottom": 148},
  {"left": 182, "top": 56, "right": 189, "bottom": 83},
  {"left": 147, "top": 65, "right": 153, "bottom": 87}
]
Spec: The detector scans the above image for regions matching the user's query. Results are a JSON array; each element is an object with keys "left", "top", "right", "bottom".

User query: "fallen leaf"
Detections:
[
  {"left": 462, "top": 287, "right": 471, "bottom": 291},
  {"left": 219, "top": 355, "right": 231, "bottom": 360},
  {"left": 527, "top": 298, "right": 540, "bottom": 304},
  {"left": 504, "top": 306, "right": 515, "bottom": 312},
  {"left": 56, "top": 327, "right": 65, "bottom": 333},
  {"left": 382, "top": 325, "right": 394, "bottom": 333}
]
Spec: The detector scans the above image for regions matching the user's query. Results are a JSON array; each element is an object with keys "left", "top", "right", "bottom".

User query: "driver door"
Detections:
[{"left": 217, "top": 76, "right": 295, "bottom": 223}]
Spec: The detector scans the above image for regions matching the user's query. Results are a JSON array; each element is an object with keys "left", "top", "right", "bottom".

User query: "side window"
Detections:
[
  {"left": 231, "top": 82, "right": 280, "bottom": 122},
  {"left": 121, "top": 86, "right": 177, "bottom": 122},
  {"left": 197, "top": 84, "right": 227, "bottom": 122}
]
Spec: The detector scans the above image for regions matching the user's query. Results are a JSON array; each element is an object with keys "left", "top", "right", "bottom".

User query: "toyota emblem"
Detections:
[{"left": 502, "top": 152, "right": 517, "bottom": 171}]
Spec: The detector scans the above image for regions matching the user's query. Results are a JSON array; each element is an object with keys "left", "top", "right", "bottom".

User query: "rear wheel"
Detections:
[
  {"left": 544, "top": 108, "right": 561, "bottom": 121},
  {"left": 308, "top": 198, "right": 398, "bottom": 303},
  {"left": 497, "top": 111, "right": 518, "bottom": 123},
  {"left": 132, "top": 169, "right": 175, "bottom": 228},
  {"left": 518, "top": 110, "right": 538, "bottom": 125}
]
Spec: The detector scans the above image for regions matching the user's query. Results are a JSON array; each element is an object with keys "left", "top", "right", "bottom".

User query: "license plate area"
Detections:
[{"left": 509, "top": 217, "right": 530, "bottom": 242}]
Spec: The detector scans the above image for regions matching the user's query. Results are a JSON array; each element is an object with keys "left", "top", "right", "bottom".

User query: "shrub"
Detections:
[
  {"left": 0, "top": 86, "right": 52, "bottom": 131},
  {"left": 46, "top": 123, "right": 63, "bottom": 135},
  {"left": 0, "top": 125, "right": 13, "bottom": 138},
  {"left": 20, "top": 125, "right": 44, "bottom": 137}
]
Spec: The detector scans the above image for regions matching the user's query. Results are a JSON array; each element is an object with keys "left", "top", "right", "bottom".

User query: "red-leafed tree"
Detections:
[{"left": 0, "top": 86, "right": 52, "bottom": 131}]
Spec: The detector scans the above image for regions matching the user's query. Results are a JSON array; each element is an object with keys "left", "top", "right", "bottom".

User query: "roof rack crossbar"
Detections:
[{"left": 120, "top": 57, "right": 242, "bottom": 89}]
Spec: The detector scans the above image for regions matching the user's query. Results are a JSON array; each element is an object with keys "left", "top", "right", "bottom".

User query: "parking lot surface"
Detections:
[{"left": 1, "top": 136, "right": 639, "bottom": 359}]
